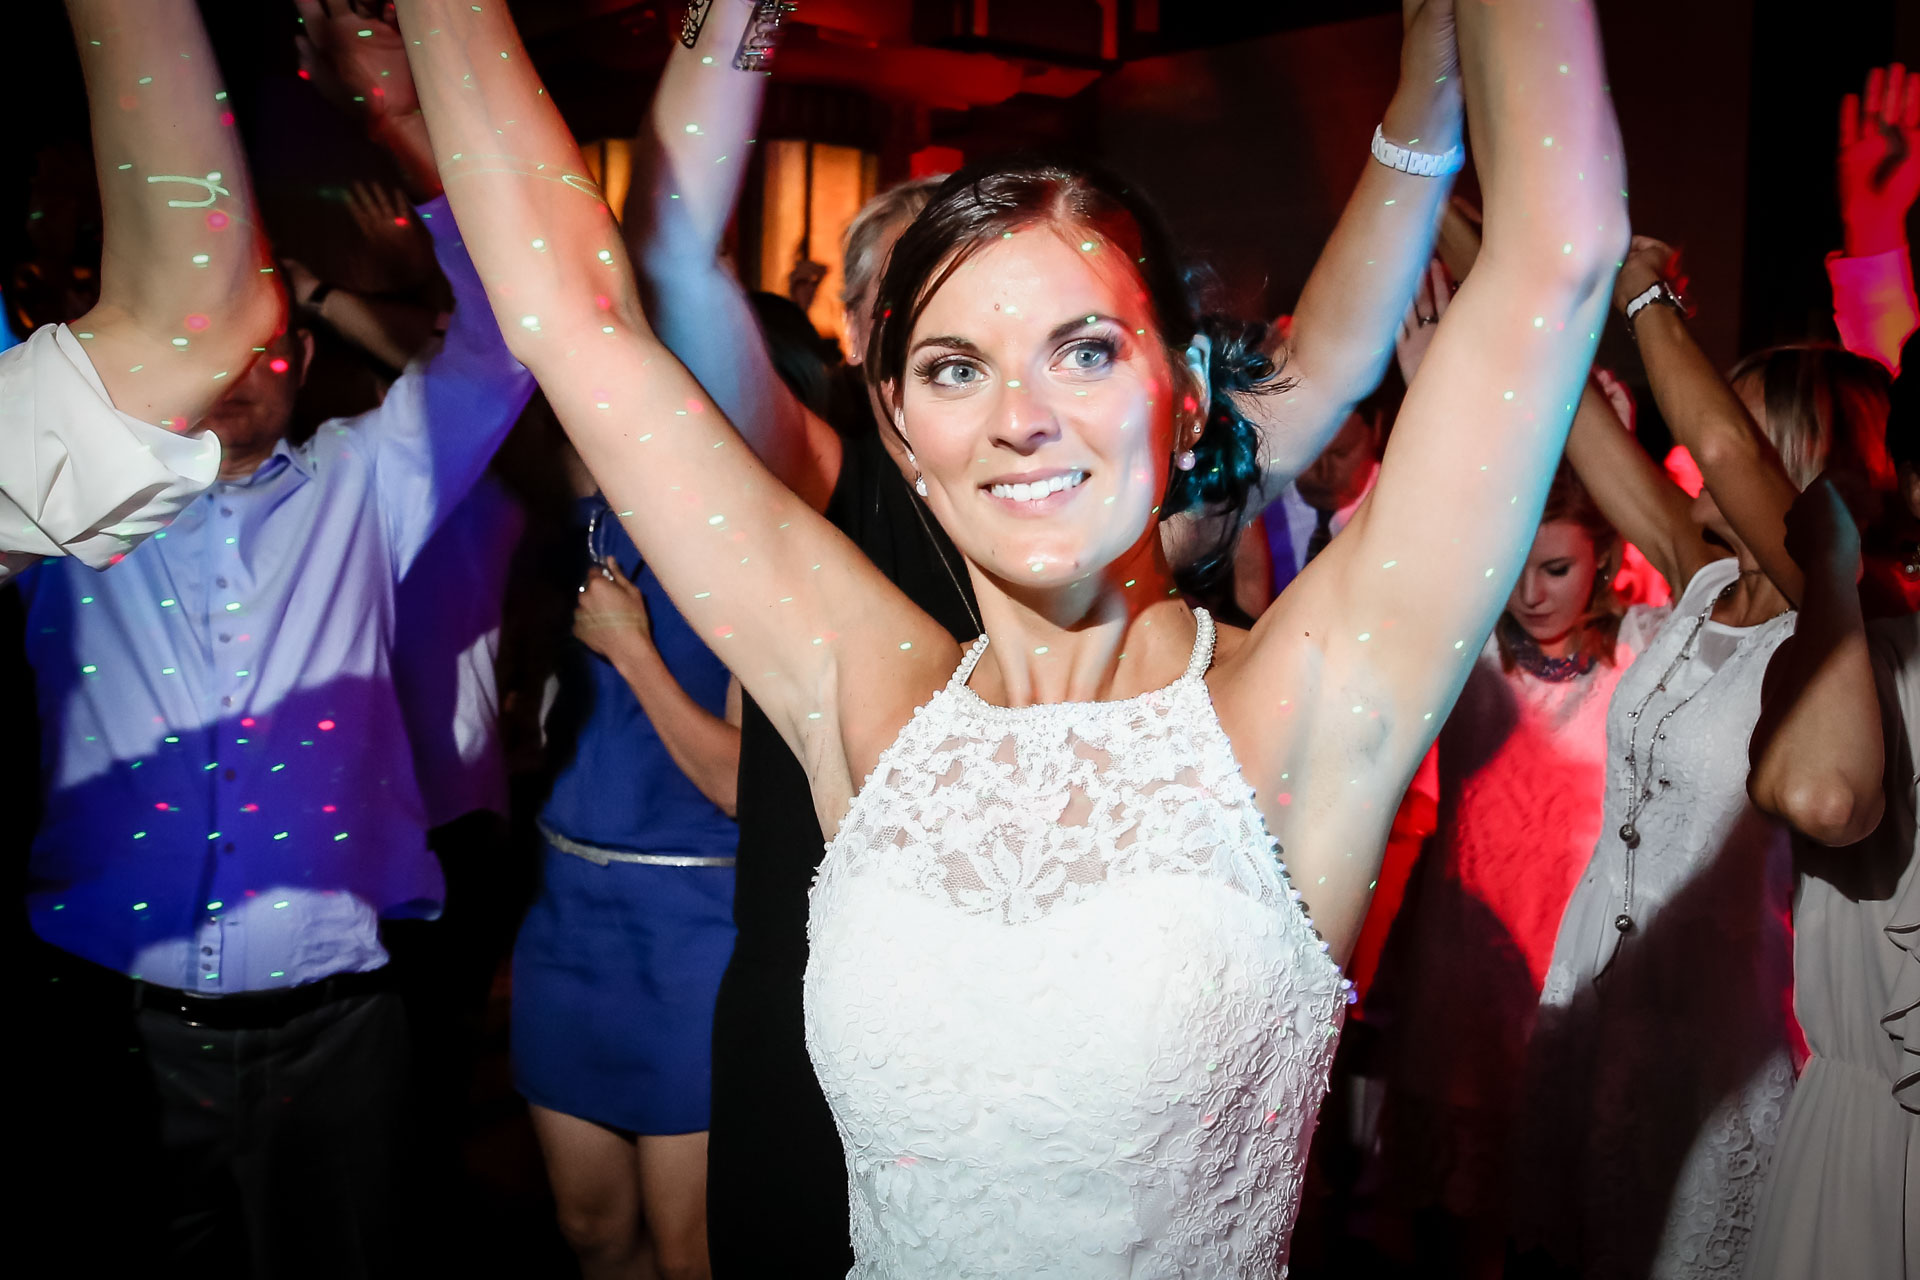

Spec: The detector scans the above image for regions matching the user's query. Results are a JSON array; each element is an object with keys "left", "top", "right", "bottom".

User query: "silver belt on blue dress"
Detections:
[{"left": 539, "top": 822, "right": 736, "bottom": 868}]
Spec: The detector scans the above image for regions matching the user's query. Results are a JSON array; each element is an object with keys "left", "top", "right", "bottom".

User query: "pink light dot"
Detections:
[
  {"left": 713, "top": 625, "right": 734, "bottom": 639},
  {"left": 393, "top": 216, "right": 410, "bottom": 228},
  {"left": 1276, "top": 792, "right": 1293, "bottom": 806},
  {"left": 240, "top": 717, "right": 255, "bottom": 728},
  {"left": 322, "top": 805, "right": 336, "bottom": 813},
  {"left": 184, "top": 314, "right": 210, "bottom": 331},
  {"left": 206, "top": 211, "right": 229, "bottom": 230},
  {"left": 269, "top": 358, "right": 289, "bottom": 374},
  {"left": 154, "top": 802, "right": 169, "bottom": 811},
  {"left": 317, "top": 719, "right": 336, "bottom": 731},
  {"left": 241, "top": 803, "right": 258, "bottom": 812},
  {"left": 594, "top": 294, "right": 611, "bottom": 310},
  {"left": 219, "top": 112, "right": 235, "bottom": 127}
]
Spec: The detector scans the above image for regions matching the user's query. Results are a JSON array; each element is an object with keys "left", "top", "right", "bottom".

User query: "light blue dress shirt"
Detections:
[{"left": 20, "top": 196, "right": 535, "bottom": 992}]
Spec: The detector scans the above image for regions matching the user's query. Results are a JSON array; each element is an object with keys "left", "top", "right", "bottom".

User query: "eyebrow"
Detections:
[{"left": 908, "top": 314, "right": 1121, "bottom": 358}]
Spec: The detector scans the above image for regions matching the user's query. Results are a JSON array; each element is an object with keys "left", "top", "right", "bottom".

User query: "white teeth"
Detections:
[{"left": 989, "top": 472, "right": 1086, "bottom": 502}]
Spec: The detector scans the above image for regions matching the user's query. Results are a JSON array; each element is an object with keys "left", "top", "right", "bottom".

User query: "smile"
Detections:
[{"left": 985, "top": 471, "right": 1088, "bottom": 503}]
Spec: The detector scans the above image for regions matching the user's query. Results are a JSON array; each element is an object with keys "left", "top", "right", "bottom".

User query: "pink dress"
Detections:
[{"left": 1374, "top": 605, "right": 1664, "bottom": 1221}]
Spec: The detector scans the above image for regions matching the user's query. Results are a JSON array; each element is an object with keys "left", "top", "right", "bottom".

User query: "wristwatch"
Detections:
[
  {"left": 1623, "top": 278, "right": 1689, "bottom": 339},
  {"left": 1369, "top": 125, "right": 1466, "bottom": 178}
]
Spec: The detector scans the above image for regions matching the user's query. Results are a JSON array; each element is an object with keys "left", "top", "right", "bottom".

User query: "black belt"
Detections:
[{"left": 134, "top": 966, "right": 395, "bottom": 1031}]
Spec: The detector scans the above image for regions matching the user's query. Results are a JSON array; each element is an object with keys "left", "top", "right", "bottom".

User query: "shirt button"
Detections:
[
  {"left": 201, "top": 946, "right": 213, "bottom": 956},
  {"left": 219, "top": 507, "right": 233, "bottom": 517},
  {"left": 221, "top": 696, "right": 233, "bottom": 708},
  {"left": 223, "top": 769, "right": 236, "bottom": 781},
  {"left": 218, "top": 634, "right": 231, "bottom": 643},
  {"left": 216, "top": 577, "right": 229, "bottom": 589}
]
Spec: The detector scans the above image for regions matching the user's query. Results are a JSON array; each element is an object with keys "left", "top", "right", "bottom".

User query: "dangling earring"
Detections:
[
  {"left": 1175, "top": 448, "right": 1196, "bottom": 472},
  {"left": 906, "top": 449, "right": 928, "bottom": 497}
]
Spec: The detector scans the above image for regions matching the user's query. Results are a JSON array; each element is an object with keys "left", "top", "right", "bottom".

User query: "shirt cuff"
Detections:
[{"left": 1826, "top": 246, "right": 1918, "bottom": 375}]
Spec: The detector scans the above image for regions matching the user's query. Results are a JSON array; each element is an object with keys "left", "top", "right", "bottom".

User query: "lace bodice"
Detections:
[{"left": 803, "top": 610, "right": 1349, "bottom": 1277}]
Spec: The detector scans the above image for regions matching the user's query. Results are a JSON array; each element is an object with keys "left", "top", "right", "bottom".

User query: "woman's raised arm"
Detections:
[
  {"left": 1230, "top": 0, "right": 1629, "bottom": 957},
  {"left": 393, "top": 0, "right": 954, "bottom": 802},
  {"left": 625, "top": 1, "right": 842, "bottom": 511},
  {"left": 68, "top": 0, "right": 282, "bottom": 428}
]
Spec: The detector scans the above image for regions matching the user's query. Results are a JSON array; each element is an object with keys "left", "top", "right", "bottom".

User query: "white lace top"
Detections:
[{"left": 803, "top": 610, "right": 1349, "bottom": 1278}]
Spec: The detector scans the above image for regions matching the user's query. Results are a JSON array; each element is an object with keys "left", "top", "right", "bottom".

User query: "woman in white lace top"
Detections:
[{"left": 395, "top": 0, "right": 1629, "bottom": 1271}]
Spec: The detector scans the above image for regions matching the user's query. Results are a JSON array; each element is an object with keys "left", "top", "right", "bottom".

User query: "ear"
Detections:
[
  {"left": 1183, "top": 333, "right": 1213, "bottom": 428},
  {"left": 294, "top": 327, "right": 317, "bottom": 390}
]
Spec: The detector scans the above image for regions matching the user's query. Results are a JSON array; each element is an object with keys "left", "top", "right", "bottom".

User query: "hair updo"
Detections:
[{"left": 862, "top": 157, "right": 1289, "bottom": 598}]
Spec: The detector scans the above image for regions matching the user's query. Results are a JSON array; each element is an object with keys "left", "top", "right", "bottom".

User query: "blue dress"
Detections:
[{"left": 511, "top": 497, "right": 738, "bottom": 1135}]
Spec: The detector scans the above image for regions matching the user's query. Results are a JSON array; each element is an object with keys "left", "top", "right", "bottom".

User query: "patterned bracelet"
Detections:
[
  {"left": 735, "top": 1, "right": 797, "bottom": 71},
  {"left": 1370, "top": 124, "right": 1465, "bottom": 178}
]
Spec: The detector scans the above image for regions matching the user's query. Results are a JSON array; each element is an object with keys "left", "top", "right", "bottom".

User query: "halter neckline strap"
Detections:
[{"left": 945, "top": 608, "right": 1217, "bottom": 709}]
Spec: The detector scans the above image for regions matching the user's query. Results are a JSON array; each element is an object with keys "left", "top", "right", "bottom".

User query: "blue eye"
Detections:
[
  {"left": 932, "top": 361, "right": 981, "bottom": 387},
  {"left": 1059, "top": 338, "right": 1115, "bottom": 374}
]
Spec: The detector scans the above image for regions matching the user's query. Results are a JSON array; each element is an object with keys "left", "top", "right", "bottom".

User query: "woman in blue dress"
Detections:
[{"left": 512, "top": 441, "right": 740, "bottom": 1280}]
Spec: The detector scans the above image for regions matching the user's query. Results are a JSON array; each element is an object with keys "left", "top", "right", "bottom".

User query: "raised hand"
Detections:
[
  {"left": 1838, "top": 63, "right": 1920, "bottom": 258},
  {"left": 1613, "top": 235, "right": 1688, "bottom": 315},
  {"left": 345, "top": 181, "right": 434, "bottom": 290},
  {"left": 295, "top": 0, "right": 440, "bottom": 199},
  {"left": 1393, "top": 258, "right": 1453, "bottom": 385}
]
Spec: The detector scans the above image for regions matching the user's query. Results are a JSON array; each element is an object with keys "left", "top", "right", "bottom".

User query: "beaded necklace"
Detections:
[
  {"left": 1507, "top": 626, "right": 1597, "bottom": 683},
  {"left": 1611, "top": 579, "right": 1738, "bottom": 935}
]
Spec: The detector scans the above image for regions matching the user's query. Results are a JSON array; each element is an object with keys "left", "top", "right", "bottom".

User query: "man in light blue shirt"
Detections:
[{"left": 17, "top": 28, "right": 534, "bottom": 1267}]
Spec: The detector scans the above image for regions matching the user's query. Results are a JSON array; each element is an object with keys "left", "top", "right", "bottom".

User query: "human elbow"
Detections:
[{"left": 1765, "top": 773, "right": 1885, "bottom": 847}]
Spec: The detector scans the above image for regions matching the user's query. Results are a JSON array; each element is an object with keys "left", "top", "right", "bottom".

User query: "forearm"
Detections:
[
  {"left": 370, "top": 113, "right": 445, "bottom": 204},
  {"left": 1750, "top": 579, "right": 1884, "bottom": 845},
  {"left": 610, "top": 641, "right": 741, "bottom": 815},
  {"left": 626, "top": 0, "right": 836, "bottom": 508},
  {"left": 1633, "top": 307, "right": 1803, "bottom": 601},
  {"left": 68, "top": 0, "right": 280, "bottom": 426},
  {"left": 1564, "top": 378, "right": 1705, "bottom": 591},
  {"left": 1827, "top": 247, "right": 1917, "bottom": 375},
  {"left": 307, "top": 288, "right": 440, "bottom": 372},
  {"left": 1257, "top": 86, "right": 1463, "bottom": 491}
]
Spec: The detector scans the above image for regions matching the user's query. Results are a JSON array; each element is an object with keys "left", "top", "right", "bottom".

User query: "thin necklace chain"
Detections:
[
  {"left": 900, "top": 478, "right": 984, "bottom": 638},
  {"left": 1612, "top": 579, "right": 1737, "bottom": 935}
]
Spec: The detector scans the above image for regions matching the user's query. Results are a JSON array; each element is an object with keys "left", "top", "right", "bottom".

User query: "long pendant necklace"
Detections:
[
  {"left": 1611, "top": 580, "right": 1737, "bottom": 935},
  {"left": 899, "top": 470, "right": 984, "bottom": 638}
]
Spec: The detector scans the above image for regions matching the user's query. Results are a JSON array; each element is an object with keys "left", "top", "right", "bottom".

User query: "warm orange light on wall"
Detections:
[
  {"left": 759, "top": 141, "right": 878, "bottom": 350},
  {"left": 579, "top": 138, "right": 634, "bottom": 225}
]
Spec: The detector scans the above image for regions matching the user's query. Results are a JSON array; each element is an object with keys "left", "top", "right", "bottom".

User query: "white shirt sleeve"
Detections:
[{"left": 0, "top": 323, "right": 220, "bottom": 582}]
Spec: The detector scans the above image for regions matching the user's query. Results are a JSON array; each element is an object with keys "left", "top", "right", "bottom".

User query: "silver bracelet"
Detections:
[
  {"left": 1370, "top": 124, "right": 1465, "bottom": 178},
  {"left": 734, "top": 0, "right": 796, "bottom": 71}
]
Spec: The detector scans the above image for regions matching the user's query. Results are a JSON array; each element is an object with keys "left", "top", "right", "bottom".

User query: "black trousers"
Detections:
[{"left": 23, "top": 941, "right": 412, "bottom": 1279}]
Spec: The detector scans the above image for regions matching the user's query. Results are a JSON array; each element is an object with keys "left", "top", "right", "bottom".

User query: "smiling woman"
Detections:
[{"left": 395, "top": 0, "right": 1626, "bottom": 1268}]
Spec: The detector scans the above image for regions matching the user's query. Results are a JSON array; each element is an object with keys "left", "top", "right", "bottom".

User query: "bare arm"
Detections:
[
  {"left": 395, "top": 0, "right": 953, "bottom": 815},
  {"left": 1565, "top": 377, "right": 1721, "bottom": 593},
  {"left": 66, "top": 0, "right": 281, "bottom": 427},
  {"left": 1749, "top": 477, "right": 1885, "bottom": 845},
  {"left": 1830, "top": 63, "right": 1919, "bottom": 373},
  {"left": 284, "top": 259, "right": 440, "bottom": 373},
  {"left": 1230, "top": 0, "right": 1628, "bottom": 958},
  {"left": 626, "top": 1, "right": 841, "bottom": 511},
  {"left": 1622, "top": 242, "right": 1805, "bottom": 603},
  {"left": 1233, "top": 0, "right": 1463, "bottom": 500},
  {"left": 574, "top": 561, "right": 742, "bottom": 816}
]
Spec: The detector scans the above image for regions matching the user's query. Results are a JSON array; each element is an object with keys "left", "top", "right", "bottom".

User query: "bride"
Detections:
[{"left": 393, "top": 0, "right": 1625, "bottom": 1270}]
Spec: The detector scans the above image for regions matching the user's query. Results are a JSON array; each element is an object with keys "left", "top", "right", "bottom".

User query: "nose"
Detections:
[{"left": 989, "top": 382, "right": 1062, "bottom": 456}]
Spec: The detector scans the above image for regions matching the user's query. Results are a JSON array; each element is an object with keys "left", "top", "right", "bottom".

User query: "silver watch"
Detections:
[{"left": 1623, "top": 279, "right": 1689, "bottom": 339}]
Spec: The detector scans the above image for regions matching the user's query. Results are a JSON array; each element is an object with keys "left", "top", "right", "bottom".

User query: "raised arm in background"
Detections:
[
  {"left": 1219, "top": 0, "right": 1629, "bottom": 957},
  {"left": 626, "top": 1, "right": 841, "bottom": 511},
  {"left": 66, "top": 0, "right": 281, "bottom": 427},
  {"left": 1830, "top": 62, "right": 1919, "bottom": 374},
  {"left": 1747, "top": 478, "right": 1885, "bottom": 846},
  {"left": 575, "top": 557, "right": 744, "bottom": 815},
  {"left": 395, "top": 0, "right": 956, "bottom": 823},
  {"left": 1233, "top": 0, "right": 1464, "bottom": 500},
  {"left": 1619, "top": 237, "right": 1809, "bottom": 602}
]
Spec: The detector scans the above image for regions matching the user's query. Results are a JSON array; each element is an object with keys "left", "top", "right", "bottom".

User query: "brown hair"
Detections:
[
  {"left": 1726, "top": 342, "right": 1893, "bottom": 492},
  {"left": 1495, "top": 460, "right": 1625, "bottom": 673}
]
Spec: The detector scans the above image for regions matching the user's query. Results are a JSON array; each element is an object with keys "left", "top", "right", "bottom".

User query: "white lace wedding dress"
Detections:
[{"left": 804, "top": 610, "right": 1350, "bottom": 1277}]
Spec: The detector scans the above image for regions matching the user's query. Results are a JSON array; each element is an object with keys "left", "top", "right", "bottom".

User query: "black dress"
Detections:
[{"left": 706, "top": 426, "right": 978, "bottom": 1277}]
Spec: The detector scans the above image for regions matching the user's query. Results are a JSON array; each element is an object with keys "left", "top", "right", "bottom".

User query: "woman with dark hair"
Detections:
[{"left": 397, "top": 0, "right": 1628, "bottom": 1269}]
